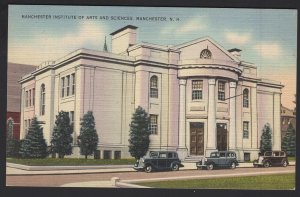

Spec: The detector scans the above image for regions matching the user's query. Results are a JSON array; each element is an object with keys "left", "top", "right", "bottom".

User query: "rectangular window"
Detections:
[
  {"left": 71, "top": 73, "right": 75, "bottom": 95},
  {"left": 66, "top": 75, "right": 70, "bottom": 96},
  {"left": 24, "top": 120, "right": 27, "bottom": 134},
  {"left": 244, "top": 153, "right": 250, "bottom": 161},
  {"left": 192, "top": 80, "right": 203, "bottom": 100},
  {"left": 243, "top": 121, "right": 249, "bottom": 139},
  {"left": 69, "top": 111, "right": 74, "bottom": 125},
  {"left": 32, "top": 88, "right": 35, "bottom": 106},
  {"left": 25, "top": 91, "right": 28, "bottom": 107},
  {"left": 218, "top": 81, "right": 226, "bottom": 101},
  {"left": 29, "top": 89, "right": 31, "bottom": 106},
  {"left": 114, "top": 151, "right": 121, "bottom": 160},
  {"left": 61, "top": 77, "right": 65, "bottom": 98},
  {"left": 103, "top": 150, "right": 112, "bottom": 159},
  {"left": 149, "top": 115, "right": 158, "bottom": 134}
]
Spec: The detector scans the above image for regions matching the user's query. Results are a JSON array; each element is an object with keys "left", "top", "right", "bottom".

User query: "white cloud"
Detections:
[
  {"left": 8, "top": 22, "right": 107, "bottom": 65},
  {"left": 176, "top": 18, "right": 207, "bottom": 34},
  {"left": 254, "top": 43, "right": 282, "bottom": 59},
  {"left": 225, "top": 32, "right": 251, "bottom": 45},
  {"left": 160, "top": 16, "right": 207, "bottom": 35}
]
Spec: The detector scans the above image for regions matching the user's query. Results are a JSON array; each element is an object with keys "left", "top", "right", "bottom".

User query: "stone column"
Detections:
[
  {"left": 229, "top": 81, "right": 236, "bottom": 150},
  {"left": 206, "top": 79, "right": 217, "bottom": 155},
  {"left": 177, "top": 79, "right": 187, "bottom": 159},
  {"left": 273, "top": 93, "right": 281, "bottom": 150}
]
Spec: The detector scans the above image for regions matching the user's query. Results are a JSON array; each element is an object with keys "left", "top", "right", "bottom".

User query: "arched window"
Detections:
[
  {"left": 40, "top": 84, "right": 45, "bottom": 115},
  {"left": 200, "top": 48, "right": 212, "bottom": 59},
  {"left": 243, "top": 89, "right": 249, "bottom": 108},
  {"left": 150, "top": 76, "right": 158, "bottom": 98}
]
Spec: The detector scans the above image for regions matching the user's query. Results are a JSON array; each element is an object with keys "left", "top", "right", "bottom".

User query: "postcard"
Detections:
[{"left": 6, "top": 5, "right": 296, "bottom": 190}]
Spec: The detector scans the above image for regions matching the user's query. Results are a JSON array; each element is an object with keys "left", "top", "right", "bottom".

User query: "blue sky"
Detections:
[{"left": 8, "top": 5, "right": 297, "bottom": 108}]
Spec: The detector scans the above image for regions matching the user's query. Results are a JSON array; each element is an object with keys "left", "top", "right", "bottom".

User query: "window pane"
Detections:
[
  {"left": 61, "top": 77, "right": 65, "bottom": 97},
  {"left": 243, "top": 122, "right": 249, "bottom": 138},
  {"left": 218, "top": 81, "right": 225, "bottom": 101},
  {"left": 150, "top": 76, "right": 158, "bottom": 98},
  {"left": 149, "top": 115, "right": 158, "bottom": 134},
  {"left": 192, "top": 80, "right": 203, "bottom": 100}
]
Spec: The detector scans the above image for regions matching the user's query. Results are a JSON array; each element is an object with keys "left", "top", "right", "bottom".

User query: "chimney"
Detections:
[
  {"left": 228, "top": 48, "right": 242, "bottom": 58},
  {"left": 110, "top": 25, "right": 138, "bottom": 54}
]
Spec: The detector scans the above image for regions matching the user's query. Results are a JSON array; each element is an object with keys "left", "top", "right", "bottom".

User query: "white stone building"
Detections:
[{"left": 19, "top": 25, "right": 283, "bottom": 161}]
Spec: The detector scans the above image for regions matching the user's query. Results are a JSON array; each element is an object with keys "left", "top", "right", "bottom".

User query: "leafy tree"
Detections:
[
  {"left": 51, "top": 111, "right": 73, "bottom": 158},
  {"left": 282, "top": 123, "right": 296, "bottom": 156},
  {"left": 6, "top": 118, "right": 21, "bottom": 158},
  {"left": 19, "top": 117, "right": 48, "bottom": 158},
  {"left": 78, "top": 111, "right": 99, "bottom": 159},
  {"left": 128, "top": 106, "right": 151, "bottom": 159},
  {"left": 260, "top": 123, "right": 272, "bottom": 154}
]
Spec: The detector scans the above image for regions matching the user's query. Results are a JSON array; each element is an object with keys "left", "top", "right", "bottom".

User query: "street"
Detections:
[{"left": 6, "top": 166, "right": 295, "bottom": 187}]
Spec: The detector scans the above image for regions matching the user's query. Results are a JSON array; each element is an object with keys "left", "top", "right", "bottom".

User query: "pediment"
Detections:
[{"left": 171, "top": 37, "right": 240, "bottom": 63}]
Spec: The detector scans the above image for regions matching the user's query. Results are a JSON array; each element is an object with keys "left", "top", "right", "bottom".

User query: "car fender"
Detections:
[{"left": 144, "top": 161, "right": 156, "bottom": 169}]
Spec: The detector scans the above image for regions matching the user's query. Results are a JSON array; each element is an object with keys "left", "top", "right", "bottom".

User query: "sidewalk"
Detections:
[{"left": 6, "top": 161, "right": 295, "bottom": 175}]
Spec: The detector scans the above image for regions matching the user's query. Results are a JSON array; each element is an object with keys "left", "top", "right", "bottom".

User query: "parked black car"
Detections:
[
  {"left": 133, "top": 151, "right": 184, "bottom": 173},
  {"left": 253, "top": 151, "right": 289, "bottom": 168},
  {"left": 196, "top": 151, "right": 239, "bottom": 170}
]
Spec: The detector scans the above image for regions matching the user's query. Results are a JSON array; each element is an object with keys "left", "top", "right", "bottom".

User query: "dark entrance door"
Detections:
[
  {"left": 217, "top": 123, "right": 227, "bottom": 151},
  {"left": 190, "top": 122, "right": 204, "bottom": 155}
]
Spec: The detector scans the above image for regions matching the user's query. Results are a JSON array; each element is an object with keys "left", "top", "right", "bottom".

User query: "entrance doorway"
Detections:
[
  {"left": 190, "top": 122, "right": 204, "bottom": 155},
  {"left": 217, "top": 123, "right": 227, "bottom": 151}
]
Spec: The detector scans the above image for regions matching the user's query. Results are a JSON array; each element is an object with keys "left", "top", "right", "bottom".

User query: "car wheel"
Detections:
[
  {"left": 282, "top": 160, "right": 288, "bottom": 167},
  {"left": 230, "top": 162, "right": 236, "bottom": 169},
  {"left": 145, "top": 165, "right": 153, "bottom": 173},
  {"left": 206, "top": 163, "right": 214, "bottom": 170},
  {"left": 263, "top": 161, "right": 270, "bottom": 168},
  {"left": 172, "top": 163, "right": 179, "bottom": 171}
]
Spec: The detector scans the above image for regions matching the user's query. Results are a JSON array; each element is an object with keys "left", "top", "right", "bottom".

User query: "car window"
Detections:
[
  {"left": 168, "top": 153, "right": 173, "bottom": 158},
  {"left": 220, "top": 152, "right": 226, "bottom": 157},
  {"left": 150, "top": 152, "right": 158, "bottom": 158},
  {"left": 265, "top": 152, "right": 272, "bottom": 156},
  {"left": 280, "top": 152, "right": 285, "bottom": 156},
  {"left": 159, "top": 153, "right": 167, "bottom": 158},
  {"left": 226, "top": 153, "right": 235, "bottom": 157},
  {"left": 210, "top": 153, "right": 219, "bottom": 158},
  {"left": 274, "top": 152, "right": 280, "bottom": 157}
]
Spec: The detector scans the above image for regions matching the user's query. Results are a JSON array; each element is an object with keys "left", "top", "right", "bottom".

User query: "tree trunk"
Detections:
[{"left": 85, "top": 155, "right": 87, "bottom": 159}]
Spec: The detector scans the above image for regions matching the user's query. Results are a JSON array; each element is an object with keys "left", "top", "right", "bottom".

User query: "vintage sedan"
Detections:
[
  {"left": 253, "top": 151, "right": 289, "bottom": 168},
  {"left": 196, "top": 151, "right": 239, "bottom": 170},
  {"left": 133, "top": 151, "right": 184, "bottom": 173}
]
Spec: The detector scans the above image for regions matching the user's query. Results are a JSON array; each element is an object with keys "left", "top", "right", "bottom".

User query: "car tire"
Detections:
[
  {"left": 263, "top": 161, "right": 270, "bottom": 168},
  {"left": 145, "top": 165, "right": 153, "bottom": 173},
  {"left": 282, "top": 160, "right": 288, "bottom": 167},
  {"left": 206, "top": 163, "right": 214, "bottom": 170},
  {"left": 172, "top": 163, "right": 179, "bottom": 171},
  {"left": 230, "top": 162, "right": 236, "bottom": 169}
]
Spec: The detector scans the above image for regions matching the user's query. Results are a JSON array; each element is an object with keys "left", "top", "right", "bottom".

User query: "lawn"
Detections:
[
  {"left": 137, "top": 173, "right": 295, "bottom": 190},
  {"left": 6, "top": 158, "right": 136, "bottom": 166}
]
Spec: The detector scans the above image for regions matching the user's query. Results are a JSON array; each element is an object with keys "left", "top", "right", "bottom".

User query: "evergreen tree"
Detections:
[
  {"left": 19, "top": 117, "right": 48, "bottom": 158},
  {"left": 128, "top": 106, "right": 151, "bottom": 159},
  {"left": 78, "top": 111, "right": 99, "bottom": 159},
  {"left": 260, "top": 123, "right": 272, "bottom": 154},
  {"left": 51, "top": 111, "right": 73, "bottom": 158},
  {"left": 282, "top": 123, "right": 296, "bottom": 156}
]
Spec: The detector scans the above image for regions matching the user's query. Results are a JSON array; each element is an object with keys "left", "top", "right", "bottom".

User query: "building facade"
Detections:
[
  {"left": 7, "top": 62, "right": 36, "bottom": 139},
  {"left": 19, "top": 25, "right": 283, "bottom": 161},
  {"left": 281, "top": 105, "right": 296, "bottom": 141}
]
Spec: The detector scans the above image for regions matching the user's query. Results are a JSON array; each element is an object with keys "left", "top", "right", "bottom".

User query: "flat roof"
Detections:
[{"left": 110, "top": 25, "right": 138, "bottom": 35}]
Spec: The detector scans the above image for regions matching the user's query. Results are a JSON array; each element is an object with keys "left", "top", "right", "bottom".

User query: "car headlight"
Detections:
[
  {"left": 204, "top": 158, "right": 208, "bottom": 162},
  {"left": 142, "top": 158, "right": 144, "bottom": 162}
]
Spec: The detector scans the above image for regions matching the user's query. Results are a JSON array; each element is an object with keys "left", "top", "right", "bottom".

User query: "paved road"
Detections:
[{"left": 6, "top": 166, "right": 295, "bottom": 187}]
